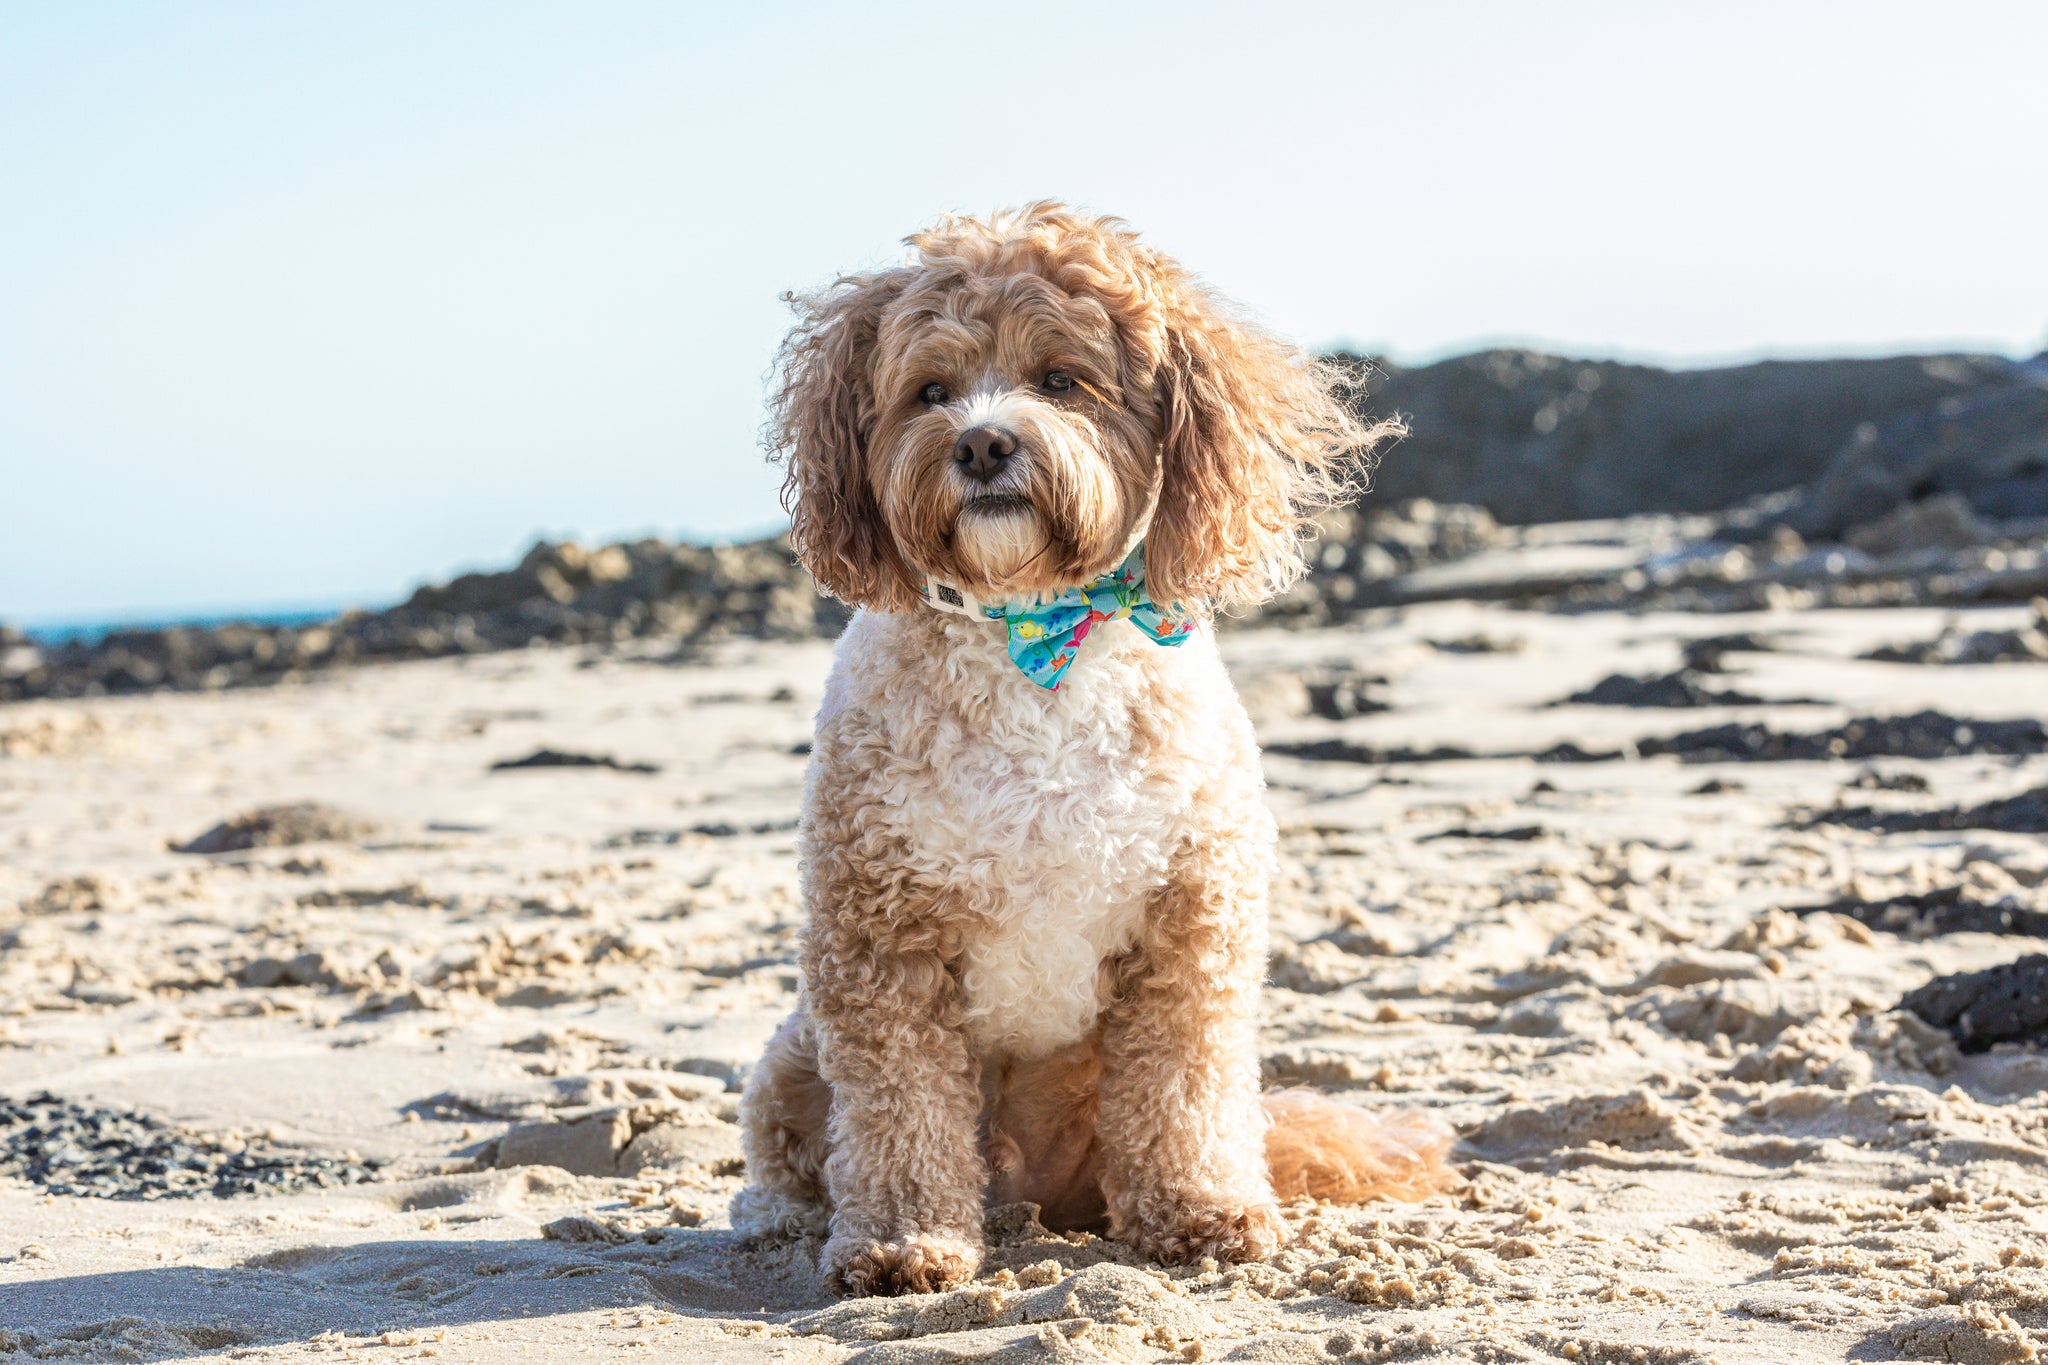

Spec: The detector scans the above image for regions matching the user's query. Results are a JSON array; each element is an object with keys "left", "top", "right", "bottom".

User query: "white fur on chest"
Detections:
[
  {"left": 921, "top": 691, "right": 1168, "bottom": 1060},
  {"left": 817, "top": 611, "right": 1235, "bottom": 1060}
]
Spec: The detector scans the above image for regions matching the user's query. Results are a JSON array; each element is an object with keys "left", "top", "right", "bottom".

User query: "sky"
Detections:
[{"left": 4, "top": 1, "right": 2046, "bottom": 625}]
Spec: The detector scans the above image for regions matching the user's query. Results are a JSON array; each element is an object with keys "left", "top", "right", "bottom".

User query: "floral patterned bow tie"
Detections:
[{"left": 917, "top": 544, "right": 1198, "bottom": 690}]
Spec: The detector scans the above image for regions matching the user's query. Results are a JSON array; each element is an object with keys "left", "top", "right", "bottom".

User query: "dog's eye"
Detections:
[
  {"left": 919, "top": 382, "right": 948, "bottom": 405},
  {"left": 1042, "top": 371, "right": 1075, "bottom": 393}
]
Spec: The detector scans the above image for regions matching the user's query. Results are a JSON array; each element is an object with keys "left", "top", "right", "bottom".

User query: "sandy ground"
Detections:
[{"left": 3, "top": 601, "right": 2046, "bottom": 1364}]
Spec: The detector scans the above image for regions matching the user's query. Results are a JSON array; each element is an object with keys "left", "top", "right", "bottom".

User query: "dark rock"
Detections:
[
  {"left": 1420, "top": 824, "right": 1545, "bottom": 842},
  {"left": 1679, "top": 633, "right": 1781, "bottom": 673},
  {"left": 1900, "top": 954, "right": 2048, "bottom": 1051},
  {"left": 1534, "top": 742, "right": 1628, "bottom": 763},
  {"left": 602, "top": 818, "right": 799, "bottom": 846},
  {"left": 1688, "top": 778, "right": 1745, "bottom": 795},
  {"left": 1348, "top": 348, "right": 2026, "bottom": 525},
  {"left": 1302, "top": 671, "right": 1391, "bottom": 720},
  {"left": 1807, "top": 783, "right": 2048, "bottom": 835},
  {"left": 177, "top": 802, "right": 380, "bottom": 855},
  {"left": 687, "top": 819, "right": 799, "bottom": 838},
  {"left": 1257, "top": 499, "right": 1511, "bottom": 628},
  {"left": 1862, "top": 598, "right": 2048, "bottom": 665},
  {"left": 489, "top": 749, "right": 660, "bottom": 775},
  {"left": 602, "top": 828, "right": 686, "bottom": 848},
  {"left": 1428, "top": 633, "right": 1525, "bottom": 655},
  {"left": 1279, "top": 711, "right": 2042, "bottom": 771},
  {"left": 238, "top": 957, "right": 288, "bottom": 988},
  {"left": 1263, "top": 739, "right": 1477, "bottom": 766},
  {"left": 1797, "top": 886, "right": 2048, "bottom": 940},
  {"left": 1786, "top": 370, "right": 2048, "bottom": 540},
  {"left": 0, "top": 1092, "right": 380, "bottom": 1199},
  {"left": 2, "top": 533, "right": 840, "bottom": 704},
  {"left": 1637, "top": 711, "right": 2047, "bottom": 764},
  {"left": 1559, "top": 670, "right": 1768, "bottom": 708},
  {"left": 1844, "top": 769, "right": 1931, "bottom": 793},
  {"left": 1520, "top": 529, "right": 2048, "bottom": 616},
  {"left": 1842, "top": 494, "right": 1997, "bottom": 556}
]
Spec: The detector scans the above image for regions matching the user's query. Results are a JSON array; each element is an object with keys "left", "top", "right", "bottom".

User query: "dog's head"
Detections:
[{"left": 768, "top": 201, "right": 1397, "bottom": 612}]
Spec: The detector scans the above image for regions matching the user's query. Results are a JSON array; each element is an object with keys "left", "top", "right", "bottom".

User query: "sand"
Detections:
[{"left": 3, "top": 601, "right": 2045, "bottom": 1363}]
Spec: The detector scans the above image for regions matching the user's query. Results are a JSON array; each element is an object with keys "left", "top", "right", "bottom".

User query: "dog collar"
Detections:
[{"left": 916, "top": 543, "right": 1197, "bottom": 690}]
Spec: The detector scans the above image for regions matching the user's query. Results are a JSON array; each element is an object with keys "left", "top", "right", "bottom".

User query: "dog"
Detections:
[{"left": 730, "top": 202, "right": 1449, "bottom": 1297}]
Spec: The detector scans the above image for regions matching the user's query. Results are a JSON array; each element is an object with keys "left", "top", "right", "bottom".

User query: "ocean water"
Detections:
[{"left": 18, "top": 604, "right": 357, "bottom": 648}]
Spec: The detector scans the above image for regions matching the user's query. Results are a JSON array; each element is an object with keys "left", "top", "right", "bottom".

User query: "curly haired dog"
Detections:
[{"left": 731, "top": 202, "right": 1450, "bottom": 1297}]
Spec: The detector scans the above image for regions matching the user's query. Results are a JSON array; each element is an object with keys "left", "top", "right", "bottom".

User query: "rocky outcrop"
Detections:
[
  {"left": 1257, "top": 499, "right": 1510, "bottom": 627},
  {"left": 0, "top": 502, "right": 1506, "bottom": 702},
  {"left": 1780, "top": 364, "right": 2048, "bottom": 539},
  {"left": 1354, "top": 348, "right": 2046, "bottom": 529},
  {"left": 2, "top": 535, "right": 841, "bottom": 702},
  {"left": 9, "top": 345, "right": 2046, "bottom": 702}
]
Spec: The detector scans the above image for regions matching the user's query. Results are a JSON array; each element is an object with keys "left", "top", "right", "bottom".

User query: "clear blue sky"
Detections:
[{"left": 5, "top": 2, "right": 2045, "bottom": 624}]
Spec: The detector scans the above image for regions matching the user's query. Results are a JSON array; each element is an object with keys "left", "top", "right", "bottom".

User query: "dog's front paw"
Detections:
[
  {"left": 824, "top": 1232, "right": 981, "bottom": 1297},
  {"left": 1131, "top": 1200, "right": 1284, "bottom": 1267}
]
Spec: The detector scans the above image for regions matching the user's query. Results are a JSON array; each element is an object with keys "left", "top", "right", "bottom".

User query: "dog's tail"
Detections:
[{"left": 1262, "top": 1089, "right": 1454, "bottom": 1204}]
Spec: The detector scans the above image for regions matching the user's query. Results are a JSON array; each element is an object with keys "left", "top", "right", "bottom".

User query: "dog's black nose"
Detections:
[{"left": 954, "top": 426, "right": 1017, "bottom": 483}]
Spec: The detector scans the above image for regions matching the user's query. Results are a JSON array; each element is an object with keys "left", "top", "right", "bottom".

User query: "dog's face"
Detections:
[
  {"left": 866, "top": 270, "right": 1162, "bottom": 596},
  {"left": 770, "top": 202, "right": 1394, "bottom": 613}
]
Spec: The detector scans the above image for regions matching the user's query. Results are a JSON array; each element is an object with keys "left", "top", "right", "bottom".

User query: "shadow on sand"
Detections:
[{"left": 2, "top": 1226, "right": 832, "bottom": 1360}]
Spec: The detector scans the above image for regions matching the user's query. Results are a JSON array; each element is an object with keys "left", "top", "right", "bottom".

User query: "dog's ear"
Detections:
[
  {"left": 1142, "top": 259, "right": 1400, "bottom": 610},
  {"left": 769, "top": 271, "right": 920, "bottom": 610}
]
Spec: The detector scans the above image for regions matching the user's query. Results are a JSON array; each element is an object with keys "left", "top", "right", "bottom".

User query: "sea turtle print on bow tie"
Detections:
[{"left": 920, "top": 544, "right": 1197, "bottom": 690}]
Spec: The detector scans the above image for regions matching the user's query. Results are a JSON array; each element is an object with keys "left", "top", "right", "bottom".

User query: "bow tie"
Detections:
[{"left": 917, "top": 544, "right": 1197, "bottom": 690}]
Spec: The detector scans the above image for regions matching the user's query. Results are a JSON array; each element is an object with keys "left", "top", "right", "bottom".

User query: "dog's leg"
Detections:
[
  {"left": 1096, "top": 843, "right": 1283, "bottom": 1266},
  {"left": 806, "top": 892, "right": 986, "bottom": 1296},
  {"left": 731, "top": 1010, "right": 833, "bottom": 1239}
]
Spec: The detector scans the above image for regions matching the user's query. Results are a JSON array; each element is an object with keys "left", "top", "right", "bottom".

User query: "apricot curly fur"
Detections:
[{"left": 737, "top": 202, "right": 1440, "bottom": 1297}]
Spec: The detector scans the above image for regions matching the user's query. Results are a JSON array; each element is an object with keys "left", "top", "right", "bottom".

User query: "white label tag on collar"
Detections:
[{"left": 921, "top": 578, "right": 986, "bottom": 618}]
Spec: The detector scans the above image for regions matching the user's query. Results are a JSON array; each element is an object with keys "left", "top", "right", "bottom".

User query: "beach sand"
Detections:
[{"left": 3, "top": 601, "right": 2045, "bottom": 1363}]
